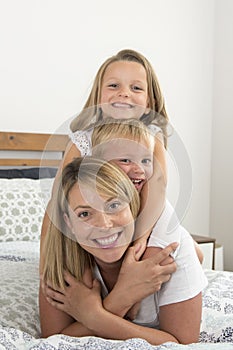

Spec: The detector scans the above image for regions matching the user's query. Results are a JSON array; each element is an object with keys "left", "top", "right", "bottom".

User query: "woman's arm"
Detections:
[
  {"left": 159, "top": 293, "right": 202, "bottom": 344},
  {"left": 43, "top": 274, "right": 178, "bottom": 345},
  {"left": 39, "top": 283, "right": 95, "bottom": 337},
  {"left": 42, "top": 268, "right": 201, "bottom": 345},
  {"left": 42, "top": 243, "right": 177, "bottom": 337},
  {"left": 40, "top": 266, "right": 97, "bottom": 338}
]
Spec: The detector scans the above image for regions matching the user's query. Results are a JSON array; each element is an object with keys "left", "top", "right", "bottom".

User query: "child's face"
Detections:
[
  {"left": 99, "top": 138, "right": 154, "bottom": 193},
  {"left": 64, "top": 183, "right": 135, "bottom": 265},
  {"left": 100, "top": 61, "right": 149, "bottom": 120}
]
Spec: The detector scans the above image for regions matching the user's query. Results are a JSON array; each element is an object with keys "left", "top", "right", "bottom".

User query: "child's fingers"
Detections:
[
  {"left": 40, "top": 277, "right": 65, "bottom": 295},
  {"left": 150, "top": 242, "right": 179, "bottom": 264},
  {"left": 63, "top": 270, "right": 77, "bottom": 286},
  {"left": 159, "top": 255, "right": 174, "bottom": 266}
]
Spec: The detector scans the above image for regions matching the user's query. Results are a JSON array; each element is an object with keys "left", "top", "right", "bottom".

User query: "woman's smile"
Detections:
[
  {"left": 65, "top": 183, "right": 135, "bottom": 264},
  {"left": 93, "top": 231, "right": 122, "bottom": 248}
]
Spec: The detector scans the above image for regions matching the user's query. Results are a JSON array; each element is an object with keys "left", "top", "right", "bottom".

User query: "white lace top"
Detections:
[{"left": 69, "top": 128, "right": 94, "bottom": 156}]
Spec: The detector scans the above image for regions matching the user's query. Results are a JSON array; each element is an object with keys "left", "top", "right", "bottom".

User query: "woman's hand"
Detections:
[{"left": 42, "top": 271, "right": 103, "bottom": 328}]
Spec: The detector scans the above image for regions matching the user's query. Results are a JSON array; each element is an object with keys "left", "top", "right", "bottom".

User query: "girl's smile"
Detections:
[
  {"left": 100, "top": 61, "right": 149, "bottom": 119},
  {"left": 96, "top": 138, "right": 154, "bottom": 193}
]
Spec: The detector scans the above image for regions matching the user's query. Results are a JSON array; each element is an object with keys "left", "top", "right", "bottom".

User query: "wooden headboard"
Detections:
[{"left": 0, "top": 131, "right": 70, "bottom": 167}]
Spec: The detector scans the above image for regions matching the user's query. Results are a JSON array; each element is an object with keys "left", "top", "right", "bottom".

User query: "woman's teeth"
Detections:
[{"left": 95, "top": 233, "right": 119, "bottom": 246}]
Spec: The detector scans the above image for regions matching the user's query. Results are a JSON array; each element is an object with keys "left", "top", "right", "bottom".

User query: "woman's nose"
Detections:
[{"left": 97, "top": 212, "right": 113, "bottom": 229}]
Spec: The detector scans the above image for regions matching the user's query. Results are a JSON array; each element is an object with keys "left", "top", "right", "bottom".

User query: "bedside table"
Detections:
[{"left": 191, "top": 234, "right": 216, "bottom": 269}]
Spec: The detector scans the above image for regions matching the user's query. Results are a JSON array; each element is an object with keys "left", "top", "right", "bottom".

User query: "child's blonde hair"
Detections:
[
  {"left": 42, "top": 156, "right": 140, "bottom": 289},
  {"left": 70, "top": 49, "right": 168, "bottom": 146},
  {"left": 92, "top": 117, "right": 155, "bottom": 158}
]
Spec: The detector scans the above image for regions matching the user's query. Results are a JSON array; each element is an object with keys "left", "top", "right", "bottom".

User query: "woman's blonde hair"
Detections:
[
  {"left": 42, "top": 156, "right": 140, "bottom": 289},
  {"left": 70, "top": 49, "right": 168, "bottom": 146},
  {"left": 92, "top": 117, "right": 155, "bottom": 158}
]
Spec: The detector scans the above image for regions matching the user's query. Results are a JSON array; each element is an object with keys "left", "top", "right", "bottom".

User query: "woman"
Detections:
[{"left": 40, "top": 157, "right": 206, "bottom": 345}]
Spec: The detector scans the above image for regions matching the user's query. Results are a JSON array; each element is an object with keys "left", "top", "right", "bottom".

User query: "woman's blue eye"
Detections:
[
  {"left": 108, "top": 83, "right": 118, "bottom": 88},
  {"left": 107, "top": 201, "right": 123, "bottom": 212},
  {"left": 110, "top": 202, "right": 120, "bottom": 209}
]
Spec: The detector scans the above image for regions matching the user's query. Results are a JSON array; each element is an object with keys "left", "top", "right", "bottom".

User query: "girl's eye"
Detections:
[
  {"left": 119, "top": 159, "right": 131, "bottom": 164},
  {"left": 142, "top": 158, "right": 152, "bottom": 165},
  {"left": 132, "top": 85, "right": 143, "bottom": 91},
  {"left": 108, "top": 83, "right": 118, "bottom": 88}
]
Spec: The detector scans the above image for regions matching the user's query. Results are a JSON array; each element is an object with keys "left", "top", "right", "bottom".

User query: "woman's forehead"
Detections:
[{"left": 68, "top": 182, "right": 118, "bottom": 212}]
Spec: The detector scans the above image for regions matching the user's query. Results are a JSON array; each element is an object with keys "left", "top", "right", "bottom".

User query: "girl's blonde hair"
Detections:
[
  {"left": 42, "top": 156, "right": 140, "bottom": 289},
  {"left": 92, "top": 117, "right": 155, "bottom": 158},
  {"left": 70, "top": 49, "right": 168, "bottom": 146}
]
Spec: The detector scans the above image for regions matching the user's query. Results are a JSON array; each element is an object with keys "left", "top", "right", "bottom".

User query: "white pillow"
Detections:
[
  {"left": 0, "top": 241, "right": 40, "bottom": 337},
  {"left": 0, "top": 178, "right": 54, "bottom": 242}
]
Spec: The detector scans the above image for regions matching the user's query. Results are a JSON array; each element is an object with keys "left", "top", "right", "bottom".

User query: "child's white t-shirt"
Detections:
[{"left": 147, "top": 199, "right": 182, "bottom": 258}]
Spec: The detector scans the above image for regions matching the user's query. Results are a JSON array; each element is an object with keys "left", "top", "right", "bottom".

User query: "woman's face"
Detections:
[
  {"left": 100, "top": 61, "right": 149, "bottom": 120},
  {"left": 64, "top": 183, "right": 135, "bottom": 264}
]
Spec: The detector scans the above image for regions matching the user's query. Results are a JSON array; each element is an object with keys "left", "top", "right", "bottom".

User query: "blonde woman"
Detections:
[{"left": 40, "top": 157, "right": 207, "bottom": 345}]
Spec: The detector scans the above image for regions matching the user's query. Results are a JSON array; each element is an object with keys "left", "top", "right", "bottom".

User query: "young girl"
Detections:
[
  {"left": 40, "top": 49, "right": 168, "bottom": 271},
  {"left": 91, "top": 117, "right": 203, "bottom": 262},
  {"left": 41, "top": 157, "right": 207, "bottom": 344}
]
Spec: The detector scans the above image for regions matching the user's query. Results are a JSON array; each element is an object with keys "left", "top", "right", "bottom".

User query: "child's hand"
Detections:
[
  {"left": 112, "top": 242, "right": 177, "bottom": 310},
  {"left": 142, "top": 246, "right": 174, "bottom": 266}
]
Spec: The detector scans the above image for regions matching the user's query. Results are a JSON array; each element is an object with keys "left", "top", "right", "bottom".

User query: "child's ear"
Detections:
[
  {"left": 145, "top": 107, "right": 151, "bottom": 114},
  {"left": 145, "top": 99, "right": 151, "bottom": 114}
]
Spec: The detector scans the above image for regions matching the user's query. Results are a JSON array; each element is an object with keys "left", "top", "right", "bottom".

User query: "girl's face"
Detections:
[
  {"left": 64, "top": 183, "right": 135, "bottom": 265},
  {"left": 100, "top": 61, "right": 149, "bottom": 120},
  {"left": 95, "top": 138, "right": 154, "bottom": 193}
]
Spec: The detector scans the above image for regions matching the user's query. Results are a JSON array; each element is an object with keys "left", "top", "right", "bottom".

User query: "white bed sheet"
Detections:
[{"left": 0, "top": 241, "right": 233, "bottom": 349}]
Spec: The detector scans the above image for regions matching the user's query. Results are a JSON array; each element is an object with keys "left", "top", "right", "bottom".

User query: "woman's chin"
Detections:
[{"left": 94, "top": 244, "right": 129, "bottom": 264}]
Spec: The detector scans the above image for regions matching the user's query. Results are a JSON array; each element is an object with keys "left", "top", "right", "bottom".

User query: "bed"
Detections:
[{"left": 0, "top": 131, "right": 233, "bottom": 350}]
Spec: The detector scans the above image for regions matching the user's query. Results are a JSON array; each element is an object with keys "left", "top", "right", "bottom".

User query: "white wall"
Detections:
[
  {"left": 0, "top": 1, "right": 220, "bottom": 263},
  {"left": 210, "top": 0, "right": 233, "bottom": 271}
]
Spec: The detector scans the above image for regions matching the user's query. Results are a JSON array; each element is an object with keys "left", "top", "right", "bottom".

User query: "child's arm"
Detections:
[
  {"left": 133, "top": 133, "right": 167, "bottom": 242},
  {"left": 194, "top": 241, "right": 204, "bottom": 264}
]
